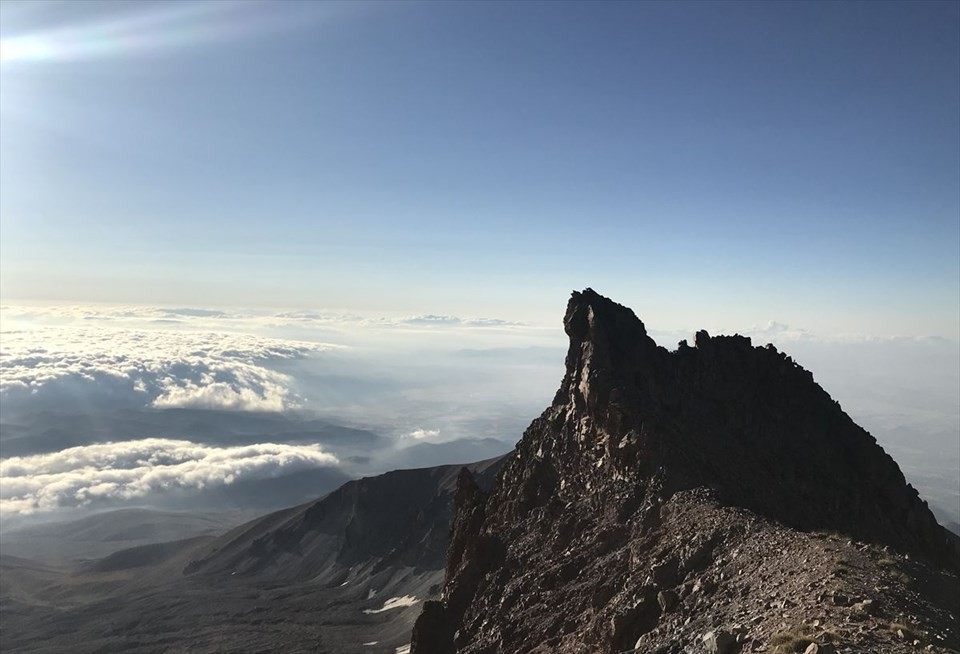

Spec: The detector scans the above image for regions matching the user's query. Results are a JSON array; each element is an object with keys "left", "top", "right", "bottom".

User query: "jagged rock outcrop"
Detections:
[{"left": 411, "top": 289, "right": 959, "bottom": 654}]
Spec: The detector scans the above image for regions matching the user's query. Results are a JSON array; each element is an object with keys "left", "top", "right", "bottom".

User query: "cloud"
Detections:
[
  {"left": 0, "top": 327, "right": 340, "bottom": 412},
  {"left": 160, "top": 308, "right": 233, "bottom": 318},
  {"left": 400, "top": 315, "right": 462, "bottom": 326},
  {"left": 0, "top": 438, "right": 339, "bottom": 517},
  {"left": 396, "top": 315, "right": 525, "bottom": 328},
  {"left": 743, "top": 320, "right": 813, "bottom": 343},
  {"left": 733, "top": 321, "right": 957, "bottom": 347},
  {"left": 0, "top": 304, "right": 531, "bottom": 334},
  {"left": 264, "top": 312, "right": 527, "bottom": 330},
  {"left": 462, "top": 318, "right": 522, "bottom": 327},
  {"left": 405, "top": 428, "right": 440, "bottom": 440}
]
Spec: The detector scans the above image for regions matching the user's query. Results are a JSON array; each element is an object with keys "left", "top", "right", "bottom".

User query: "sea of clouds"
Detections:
[
  {"left": 0, "top": 304, "right": 560, "bottom": 520},
  {"left": 0, "top": 439, "right": 338, "bottom": 518},
  {"left": 0, "top": 326, "right": 338, "bottom": 412}
]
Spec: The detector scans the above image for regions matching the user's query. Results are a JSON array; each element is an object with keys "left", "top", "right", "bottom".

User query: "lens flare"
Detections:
[
  {"left": 0, "top": 0, "right": 342, "bottom": 66},
  {"left": 0, "top": 36, "right": 57, "bottom": 63}
]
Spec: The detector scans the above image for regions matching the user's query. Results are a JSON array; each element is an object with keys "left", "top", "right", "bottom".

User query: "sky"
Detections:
[
  {"left": 0, "top": 2, "right": 958, "bottom": 527},
  {"left": 0, "top": 0, "right": 957, "bottom": 338}
]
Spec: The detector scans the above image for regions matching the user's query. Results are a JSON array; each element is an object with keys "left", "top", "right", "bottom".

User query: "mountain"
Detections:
[
  {"left": 156, "top": 465, "right": 353, "bottom": 512},
  {"left": 411, "top": 289, "right": 960, "bottom": 654},
  {"left": 385, "top": 439, "right": 512, "bottom": 471},
  {"left": 0, "top": 457, "right": 505, "bottom": 654},
  {"left": 0, "top": 508, "right": 247, "bottom": 564},
  {"left": 185, "top": 455, "right": 504, "bottom": 582}
]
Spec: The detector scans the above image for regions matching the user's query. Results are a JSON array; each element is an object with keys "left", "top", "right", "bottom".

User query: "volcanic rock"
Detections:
[{"left": 409, "top": 289, "right": 960, "bottom": 654}]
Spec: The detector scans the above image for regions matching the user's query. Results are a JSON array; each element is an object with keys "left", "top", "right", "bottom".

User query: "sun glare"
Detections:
[
  {"left": 0, "top": 2, "right": 328, "bottom": 68},
  {"left": 0, "top": 36, "right": 55, "bottom": 64}
]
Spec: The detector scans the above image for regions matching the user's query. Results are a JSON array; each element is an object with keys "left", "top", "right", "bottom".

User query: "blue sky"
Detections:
[{"left": 1, "top": 0, "right": 958, "bottom": 336}]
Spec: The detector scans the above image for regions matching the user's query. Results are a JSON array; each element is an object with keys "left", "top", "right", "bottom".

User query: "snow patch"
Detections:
[{"left": 363, "top": 595, "right": 420, "bottom": 614}]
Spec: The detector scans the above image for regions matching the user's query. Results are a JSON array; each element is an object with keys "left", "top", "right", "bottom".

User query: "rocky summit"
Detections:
[{"left": 410, "top": 289, "right": 960, "bottom": 654}]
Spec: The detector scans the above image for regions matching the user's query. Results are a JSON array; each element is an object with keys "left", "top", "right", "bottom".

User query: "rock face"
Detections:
[{"left": 410, "top": 289, "right": 959, "bottom": 654}]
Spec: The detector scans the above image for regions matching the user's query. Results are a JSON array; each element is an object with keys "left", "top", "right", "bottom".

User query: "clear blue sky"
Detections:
[{"left": 1, "top": 0, "right": 957, "bottom": 336}]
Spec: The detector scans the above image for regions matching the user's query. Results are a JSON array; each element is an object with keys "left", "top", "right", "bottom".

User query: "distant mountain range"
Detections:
[{"left": 0, "top": 408, "right": 390, "bottom": 458}]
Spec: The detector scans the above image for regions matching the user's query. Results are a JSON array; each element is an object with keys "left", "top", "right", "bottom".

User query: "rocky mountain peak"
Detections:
[
  {"left": 562, "top": 287, "right": 649, "bottom": 347},
  {"left": 554, "top": 288, "right": 658, "bottom": 417},
  {"left": 410, "top": 289, "right": 958, "bottom": 654},
  {"left": 539, "top": 290, "right": 950, "bottom": 561}
]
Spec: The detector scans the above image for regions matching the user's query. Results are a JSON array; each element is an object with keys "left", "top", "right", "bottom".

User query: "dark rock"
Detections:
[
  {"left": 410, "top": 601, "right": 454, "bottom": 654},
  {"left": 657, "top": 589, "right": 680, "bottom": 612},
  {"left": 592, "top": 584, "right": 617, "bottom": 609},
  {"left": 607, "top": 592, "right": 659, "bottom": 651},
  {"left": 409, "top": 289, "right": 960, "bottom": 654},
  {"left": 650, "top": 556, "right": 680, "bottom": 587},
  {"left": 693, "top": 576, "right": 717, "bottom": 595}
]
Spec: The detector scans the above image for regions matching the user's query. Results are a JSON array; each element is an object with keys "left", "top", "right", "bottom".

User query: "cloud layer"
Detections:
[
  {"left": 0, "top": 304, "right": 531, "bottom": 332},
  {"left": 0, "top": 438, "right": 339, "bottom": 517},
  {"left": 0, "top": 327, "right": 339, "bottom": 412}
]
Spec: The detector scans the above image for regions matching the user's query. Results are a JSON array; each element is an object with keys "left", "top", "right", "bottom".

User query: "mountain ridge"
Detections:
[
  {"left": 0, "top": 457, "right": 507, "bottom": 654},
  {"left": 184, "top": 455, "right": 505, "bottom": 582},
  {"left": 411, "top": 289, "right": 959, "bottom": 654}
]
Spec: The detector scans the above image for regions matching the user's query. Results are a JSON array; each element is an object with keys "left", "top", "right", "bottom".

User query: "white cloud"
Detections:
[
  {"left": 0, "top": 326, "right": 340, "bottom": 411},
  {"left": 0, "top": 438, "right": 339, "bottom": 517},
  {"left": 406, "top": 428, "right": 440, "bottom": 440},
  {"left": 0, "top": 304, "right": 531, "bottom": 332},
  {"left": 742, "top": 320, "right": 815, "bottom": 343},
  {"left": 400, "top": 315, "right": 462, "bottom": 326},
  {"left": 394, "top": 315, "right": 525, "bottom": 329}
]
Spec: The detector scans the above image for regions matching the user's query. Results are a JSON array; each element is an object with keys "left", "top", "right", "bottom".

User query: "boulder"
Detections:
[
  {"left": 701, "top": 630, "right": 736, "bottom": 654},
  {"left": 657, "top": 589, "right": 680, "bottom": 612}
]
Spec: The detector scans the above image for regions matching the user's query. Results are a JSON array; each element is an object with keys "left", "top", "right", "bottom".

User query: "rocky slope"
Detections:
[
  {"left": 1, "top": 457, "right": 504, "bottom": 654},
  {"left": 411, "top": 289, "right": 960, "bottom": 654},
  {"left": 185, "top": 455, "right": 504, "bottom": 583}
]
